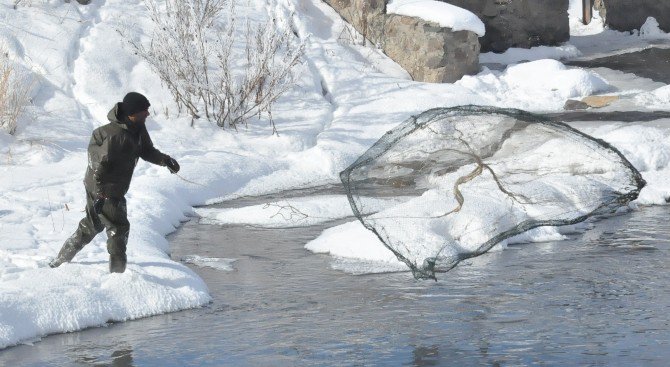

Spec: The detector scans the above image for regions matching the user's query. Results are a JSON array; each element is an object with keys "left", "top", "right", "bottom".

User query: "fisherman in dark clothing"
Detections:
[{"left": 49, "top": 92, "right": 180, "bottom": 273}]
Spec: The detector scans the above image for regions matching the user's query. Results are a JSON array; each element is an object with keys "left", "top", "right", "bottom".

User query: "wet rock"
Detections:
[{"left": 564, "top": 99, "right": 589, "bottom": 110}]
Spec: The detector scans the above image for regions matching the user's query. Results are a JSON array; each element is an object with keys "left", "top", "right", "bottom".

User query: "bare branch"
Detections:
[
  {"left": 118, "top": 0, "right": 304, "bottom": 134},
  {"left": 0, "top": 53, "right": 34, "bottom": 135}
]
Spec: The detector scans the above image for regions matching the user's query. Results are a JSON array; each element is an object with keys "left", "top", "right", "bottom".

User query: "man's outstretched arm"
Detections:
[{"left": 140, "top": 128, "right": 179, "bottom": 173}]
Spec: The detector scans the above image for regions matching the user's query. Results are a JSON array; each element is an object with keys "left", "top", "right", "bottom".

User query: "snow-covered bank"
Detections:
[
  {"left": 456, "top": 59, "right": 611, "bottom": 110},
  {"left": 585, "top": 122, "right": 670, "bottom": 205},
  {"left": 1, "top": 0, "right": 669, "bottom": 349},
  {"left": 196, "top": 195, "right": 409, "bottom": 228}
]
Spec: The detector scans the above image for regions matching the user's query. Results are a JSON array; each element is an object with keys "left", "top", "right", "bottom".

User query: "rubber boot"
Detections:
[
  {"left": 49, "top": 235, "right": 86, "bottom": 268},
  {"left": 109, "top": 253, "right": 127, "bottom": 273},
  {"left": 49, "top": 257, "right": 65, "bottom": 268}
]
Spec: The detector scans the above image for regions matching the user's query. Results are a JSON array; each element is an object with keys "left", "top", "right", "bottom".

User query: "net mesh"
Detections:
[{"left": 340, "top": 106, "right": 646, "bottom": 280}]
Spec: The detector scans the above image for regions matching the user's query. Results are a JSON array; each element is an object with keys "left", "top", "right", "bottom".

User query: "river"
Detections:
[{"left": 1, "top": 185, "right": 669, "bottom": 366}]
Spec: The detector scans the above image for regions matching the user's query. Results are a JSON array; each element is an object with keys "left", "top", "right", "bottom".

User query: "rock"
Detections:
[
  {"left": 581, "top": 95, "right": 619, "bottom": 108},
  {"left": 322, "top": 0, "right": 480, "bottom": 83},
  {"left": 440, "top": 0, "right": 570, "bottom": 53},
  {"left": 384, "top": 15, "right": 480, "bottom": 83},
  {"left": 564, "top": 99, "right": 589, "bottom": 110},
  {"left": 595, "top": 0, "right": 670, "bottom": 32}
]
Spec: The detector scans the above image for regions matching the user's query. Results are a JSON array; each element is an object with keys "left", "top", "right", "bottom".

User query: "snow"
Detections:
[
  {"left": 635, "top": 85, "right": 670, "bottom": 110},
  {"left": 0, "top": 0, "right": 668, "bottom": 350},
  {"left": 479, "top": 44, "right": 583, "bottom": 65},
  {"left": 196, "top": 195, "right": 408, "bottom": 228},
  {"left": 581, "top": 122, "right": 670, "bottom": 205},
  {"left": 456, "top": 59, "right": 611, "bottom": 110},
  {"left": 386, "top": 0, "right": 485, "bottom": 36}
]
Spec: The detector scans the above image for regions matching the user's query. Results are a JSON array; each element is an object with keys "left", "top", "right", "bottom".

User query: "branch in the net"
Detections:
[{"left": 263, "top": 202, "right": 309, "bottom": 222}]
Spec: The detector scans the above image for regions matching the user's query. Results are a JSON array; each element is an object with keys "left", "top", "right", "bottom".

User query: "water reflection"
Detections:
[
  {"left": 410, "top": 345, "right": 440, "bottom": 366},
  {"left": 110, "top": 348, "right": 134, "bottom": 367},
  {"left": 70, "top": 344, "right": 133, "bottom": 367}
]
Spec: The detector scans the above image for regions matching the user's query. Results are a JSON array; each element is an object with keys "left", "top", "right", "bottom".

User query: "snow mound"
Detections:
[
  {"left": 634, "top": 85, "right": 670, "bottom": 110},
  {"left": 387, "top": 0, "right": 485, "bottom": 36},
  {"left": 457, "top": 59, "right": 611, "bottom": 111},
  {"left": 639, "top": 17, "right": 667, "bottom": 39}
]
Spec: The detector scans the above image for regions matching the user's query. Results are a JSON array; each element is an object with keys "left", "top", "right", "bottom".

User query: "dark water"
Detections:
[
  {"left": 1, "top": 187, "right": 669, "bottom": 366},
  {"left": 555, "top": 46, "right": 670, "bottom": 123},
  {"left": 548, "top": 110, "right": 670, "bottom": 123},
  {"left": 567, "top": 47, "right": 670, "bottom": 84}
]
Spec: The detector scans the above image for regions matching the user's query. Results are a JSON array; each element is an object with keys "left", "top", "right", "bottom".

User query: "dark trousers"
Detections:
[{"left": 55, "top": 190, "right": 130, "bottom": 263}]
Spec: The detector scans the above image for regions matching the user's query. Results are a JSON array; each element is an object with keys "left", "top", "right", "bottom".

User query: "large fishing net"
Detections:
[{"left": 340, "top": 106, "right": 646, "bottom": 279}]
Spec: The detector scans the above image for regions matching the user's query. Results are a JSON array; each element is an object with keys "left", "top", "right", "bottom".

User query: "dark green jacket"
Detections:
[{"left": 84, "top": 103, "right": 168, "bottom": 198}]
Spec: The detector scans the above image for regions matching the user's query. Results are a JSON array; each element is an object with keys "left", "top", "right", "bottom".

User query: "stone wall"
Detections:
[
  {"left": 594, "top": 0, "right": 670, "bottom": 32},
  {"left": 322, "top": 0, "right": 480, "bottom": 83},
  {"left": 440, "top": 0, "right": 570, "bottom": 53}
]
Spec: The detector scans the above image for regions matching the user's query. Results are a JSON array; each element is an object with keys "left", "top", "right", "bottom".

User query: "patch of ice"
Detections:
[
  {"left": 182, "top": 256, "right": 237, "bottom": 272},
  {"left": 329, "top": 258, "right": 409, "bottom": 275}
]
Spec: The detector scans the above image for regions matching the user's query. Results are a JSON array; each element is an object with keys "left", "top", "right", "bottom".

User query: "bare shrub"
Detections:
[
  {"left": 0, "top": 55, "right": 34, "bottom": 135},
  {"left": 12, "top": 0, "right": 49, "bottom": 8},
  {"left": 13, "top": 0, "right": 29, "bottom": 9},
  {"left": 213, "top": 17, "right": 304, "bottom": 133},
  {"left": 122, "top": 0, "right": 303, "bottom": 134}
]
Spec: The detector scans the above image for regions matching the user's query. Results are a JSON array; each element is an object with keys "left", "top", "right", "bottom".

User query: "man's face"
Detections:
[{"left": 129, "top": 109, "right": 150, "bottom": 124}]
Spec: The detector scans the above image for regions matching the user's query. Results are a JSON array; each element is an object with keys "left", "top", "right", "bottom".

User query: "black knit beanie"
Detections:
[{"left": 122, "top": 92, "right": 150, "bottom": 116}]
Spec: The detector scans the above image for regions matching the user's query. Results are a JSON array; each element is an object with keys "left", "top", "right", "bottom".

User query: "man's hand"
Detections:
[
  {"left": 165, "top": 156, "right": 180, "bottom": 174},
  {"left": 93, "top": 195, "right": 106, "bottom": 215}
]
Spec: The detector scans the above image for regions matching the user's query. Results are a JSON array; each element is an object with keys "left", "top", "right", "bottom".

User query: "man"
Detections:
[{"left": 49, "top": 92, "right": 180, "bottom": 273}]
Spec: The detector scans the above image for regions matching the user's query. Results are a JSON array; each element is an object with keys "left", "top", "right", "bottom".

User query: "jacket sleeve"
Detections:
[
  {"left": 88, "top": 129, "right": 112, "bottom": 197},
  {"left": 140, "top": 128, "right": 169, "bottom": 166}
]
